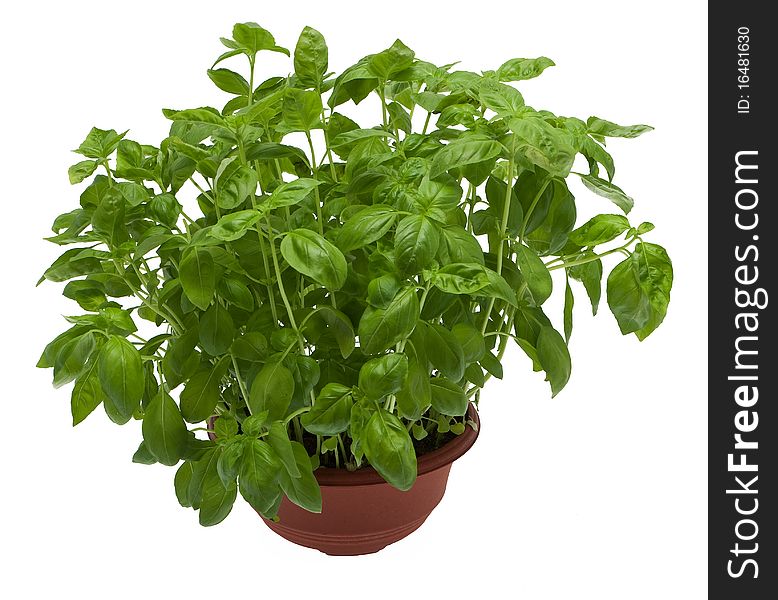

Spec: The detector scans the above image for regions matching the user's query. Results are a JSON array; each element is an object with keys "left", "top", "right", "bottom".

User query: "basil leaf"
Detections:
[
  {"left": 142, "top": 390, "right": 189, "bottom": 466},
  {"left": 362, "top": 409, "right": 417, "bottom": 491},
  {"left": 301, "top": 383, "right": 353, "bottom": 436},
  {"left": 179, "top": 247, "right": 216, "bottom": 311},
  {"left": 281, "top": 229, "right": 347, "bottom": 290},
  {"left": 180, "top": 358, "right": 229, "bottom": 424},
  {"left": 358, "top": 353, "right": 408, "bottom": 400},
  {"left": 97, "top": 336, "right": 144, "bottom": 424},
  {"left": 358, "top": 287, "right": 420, "bottom": 355},
  {"left": 248, "top": 361, "right": 295, "bottom": 421},
  {"left": 294, "top": 26, "right": 328, "bottom": 89},
  {"left": 429, "top": 376, "right": 468, "bottom": 417}
]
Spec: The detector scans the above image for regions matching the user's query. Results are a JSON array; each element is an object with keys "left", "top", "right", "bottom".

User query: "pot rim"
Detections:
[{"left": 312, "top": 403, "right": 480, "bottom": 487}]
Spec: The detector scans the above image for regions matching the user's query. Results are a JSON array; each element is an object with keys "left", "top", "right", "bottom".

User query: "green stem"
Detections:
[
  {"left": 421, "top": 112, "right": 432, "bottom": 135},
  {"left": 305, "top": 131, "right": 325, "bottom": 236},
  {"left": 546, "top": 243, "right": 633, "bottom": 271},
  {"left": 247, "top": 57, "right": 255, "bottom": 108},
  {"left": 319, "top": 105, "right": 338, "bottom": 181},
  {"left": 230, "top": 352, "right": 251, "bottom": 411},
  {"left": 480, "top": 146, "right": 515, "bottom": 335},
  {"left": 264, "top": 217, "right": 303, "bottom": 341}
]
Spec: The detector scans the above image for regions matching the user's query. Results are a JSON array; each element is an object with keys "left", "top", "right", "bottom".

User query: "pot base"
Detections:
[{"left": 263, "top": 465, "right": 452, "bottom": 555}]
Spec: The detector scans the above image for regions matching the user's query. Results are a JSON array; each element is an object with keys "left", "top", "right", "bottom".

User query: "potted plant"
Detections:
[{"left": 38, "top": 22, "right": 673, "bottom": 555}]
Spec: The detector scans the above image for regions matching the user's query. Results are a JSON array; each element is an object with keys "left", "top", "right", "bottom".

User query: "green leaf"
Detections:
[
  {"left": 396, "top": 358, "right": 432, "bottom": 421},
  {"left": 417, "top": 321, "right": 465, "bottom": 381},
  {"left": 199, "top": 463, "right": 237, "bottom": 526},
  {"left": 180, "top": 358, "right": 229, "bottom": 423},
  {"left": 563, "top": 276, "right": 574, "bottom": 342},
  {"left": 569, "top": 255, "right": 603, "bottom": 315},
  {"left": 74, "top": 127, "right": 127, "bottom": 160},
  {"left": 337, "top": 205, "right": 397, "bottom": 252},
  {"left": 358, "top": 287, "right": 420, "bottom": 355},
  {"left": 116, "top": 182, "right": 149, "bottom": 206},
  {"left": 281, "top": 229, "right": 347, "bottom": 290},
  {"left": 632, "top": 243, "right": 673, "bottom": 340},
  {"left": 217, "top": 440, "right": 244, "bottom": 486},
  {"left": 358, "top": 353, "right": 408, "bottom": 400},
  {"left": 207, "top": 68, "right": 250, "bottom": 95},
  {"left": 162, "top": 107, "right": 228, "bottom": 128},
  {"left": 71, "top": 357, "right": 105, "bottom": 425},
  {"left": 431, "top": 263, "right": 490, "bottom": 295},
  {"left": 282, "top": 88, "right": 323, "bottom": 132},
  {"left": 53, "top": 332, "right": 96, "bottom": 388},
  {"left": 514, "top": 245, "right": 553, "bottom": 306},
  {"left": 479, "top": 351, "right": 503, "bottom": 380},
  {"left": 212, "top": 210, "right": 261, "bottom": 241},
  {"left": 430, "top": 135, "right": 502, "bottom": 180},
  {"left": 199, "top": 303, "right": 235, "bottom": 356},
  {"left": 231, "top": 332, "right": 268, "bottom": 361},
  {"left": 301, "top": 383, "right": 353, "bottom": 436},
  {"left": 232, "top": 22, "right": 288, "bottom": 56},
  {"left": 179, "top": 247, "right": 216, "bottom": 310},
  {"left": 174, "top": 462, "right": 195, "bottom": 507},
  {"left": 413, "top": 178, "right": 463, "bottom": 221},
  {"left": 367, "top": 39, "right": 415, "bottom": 80},
  {"left": 587, "top": 116, "right": 653, "bottom": 139},
  {"left": 508, "top": 117, "right": 576, "bottom": 178},
  {"left": 367, "top": 274, "right": 402, "bottom": 308},
  {"left": 39, "top": 248, "right": 103, "bottom": 284},
  {"left": 294, "top": 26, "right": 328, "bottom": 89},
  {"left": 536, "top": 326, "right": 571, "bottom": 396},
  {"left": 362, "top": 409, "right": 416, "bottom": 491},
  {"left": 496, "top": 57, "right": 555, "bottom": 81},
  {"left": 216, "top": 165, "right": 258, "bottom": 210},
  {"left": 452, "top": 323, "right": 486, "bottom": 363},
  {"left": 606, "top": 253, "right": 650, "bottom": 335},
  {"left": 395, "top": 214, "right": 440, "bottom": 273},
  {"left": 479, "top": 80, "right": 525, "bottom": 116},
  {"left": 579, "top": 174, "right": 634, "bottom": 214},
  {"left": 278, "top": 442, "right": 322, "bottom": 513},
  {"left": 219, "top": 277, "right": 254, "bottom": 311},
  {"left": 267, "top": 422, "right": 301, "bottom": 479},
  {"left": 430, "top": 376, "right": 468, "bottom": 416},
  {"left": 263, "top": 178, "right": 322, "bottom": 211},
  {"left": 142, "top": 390, "right": 189, "bottom": 466},
  {"left": 97, "top": 336, "right": 144, "bottom": 424},
  {"left": 150, "top": 193, "right": 181, "bottom": 228},
  {"left": 91, "top": 188, "right": 129, "bottom": 247},
  {"left": 239, "top": 439, "right": 282, "bottom": 516},
  {"left": 569, "top": 214, "right": 630, "bottom": 247},
  {"left": 132, "top": 441, "right": 157, "bottom": 465},
  {"left": 317, "top": 306, "right": 355, "bottom": 358},
  {"left": 68, "top": 159, "right": 98, "bottom": 184},
  {"left": 248, "top": 361, "right": 295, "bottom": 421},
  {"left": 438, "top": 226, "right": 485, "bottom": 265},
  {"left": 485, "top": 175, "right": 523, "bottom": 236},
  {"left": 213, "top": 415, "right": 239, "bottom": 439}
]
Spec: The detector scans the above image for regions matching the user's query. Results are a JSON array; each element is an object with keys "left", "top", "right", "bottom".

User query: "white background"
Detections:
[{"left": 0, "top": 1, "right": 707, "bottom": 598}]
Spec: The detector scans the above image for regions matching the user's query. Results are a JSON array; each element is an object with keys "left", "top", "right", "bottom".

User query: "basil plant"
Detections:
[{"left": 38, "top": 23, "right": 673, "bottom": 525}]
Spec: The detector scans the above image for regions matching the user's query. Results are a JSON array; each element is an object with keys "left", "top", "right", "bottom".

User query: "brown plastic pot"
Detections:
[{"left": 263, "top": 404, "right": 480, "bottom": 555}]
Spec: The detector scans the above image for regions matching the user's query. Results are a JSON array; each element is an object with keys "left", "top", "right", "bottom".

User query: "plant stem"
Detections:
[
  {"left": 230, "top": 352, "right": 251, "bottom": 412},
  {"left": 546, "top": 242, "right": 634, "bottom": 271},
  {"left": 264, "top": 217, "right": 304, "bottom": 347},
  {"left": 481, "top": 141, "right": 515, "bottom": 335},
  {"left": 305, "top": 131, "right": 326, "bottom": 237}
]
